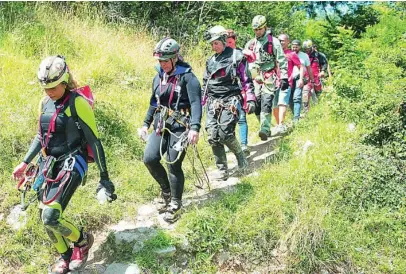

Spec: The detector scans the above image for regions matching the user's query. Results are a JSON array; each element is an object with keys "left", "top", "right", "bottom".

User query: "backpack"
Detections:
[
  {"left": 247, "top": 33, "right": 275, "bottom": 59},
  {"left": 69, "top": 86, "right": 95, "bottom": 163}
]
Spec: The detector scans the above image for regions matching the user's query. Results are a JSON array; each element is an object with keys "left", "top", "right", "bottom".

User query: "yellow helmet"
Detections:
[
  {"left": 252, "top": 15, "right": 267, "bottom": 30},
  {"left": 37, "top": 55, "right": 69, "bottom": 89}
]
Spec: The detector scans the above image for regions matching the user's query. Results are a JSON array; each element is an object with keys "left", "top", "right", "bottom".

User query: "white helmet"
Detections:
[
  {"left": 37, "top": 55, "right": 69, "bottom": 89},
  {"left": 204, "top": 25, "right": 227, "bottom": 43}
]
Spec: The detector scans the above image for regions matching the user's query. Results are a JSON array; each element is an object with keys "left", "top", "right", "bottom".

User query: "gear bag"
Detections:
[{"left": 69, "top": 86, "right": 95, "bottom": 163}]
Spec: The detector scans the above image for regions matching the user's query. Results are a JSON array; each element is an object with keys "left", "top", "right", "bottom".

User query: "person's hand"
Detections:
[
  {"left": 297, "top": 78, "right": 304, "bottom": 88},
  {"left": 319, "top": 71, "right": 325, "bottom": 78},
  {"left": 246, "top": 101, "right": 256, "bottom": 114},
  {"left": 188, "top": 130, "right": 199, "bottom": 145},
  {"left": 242, "top": 49, "right": 256, "bottom": 63},
  {"left": 12, "top": 162, "right": 27, "bottom": 181},
  {"left": 138, "top": 126, "right": 148, "bottom": 141},
  {"left": 280, "top": 78, "right": 289, "bottom": 90},
  {"left": 96, "top": 179, "right": 117, "bottom": 203}
]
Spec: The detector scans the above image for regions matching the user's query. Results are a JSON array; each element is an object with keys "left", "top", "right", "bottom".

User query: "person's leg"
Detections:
[
  {"left": 278, "top": 87, "right": 292, "bottom": 125},
  {"left": 164, "top": 128, "right": 187, "bottom": 223},
  {"left": 292, "top": 79, "right": 302, "bottom": 122},
  {"left": 206, "top": 101, "right": 228, "bottom": 180},
  {"left": 302, "top": 83, "right": 311, "bottom": 115},
  {"left": 41, "top": 167, "right": 85, "bottom": 273},
  {"left": 237, "top": 101, "right": 248, "bottom": 147},
  {"left": 220, "top": 105, "right": 248, "bottom": 171},
  {"left": 259, "top": 91, "right": 274, "bottom": 140},
  {"left": 272, "top": 89, "right": 280, "bottom": 125},
  {"left": 143, "top": 131, "right": 170, "bottom": 194}
]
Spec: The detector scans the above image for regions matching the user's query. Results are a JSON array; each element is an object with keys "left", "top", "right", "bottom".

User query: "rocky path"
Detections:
[{"left": 73, "top": 136, "right": 285, "bottom": 274}]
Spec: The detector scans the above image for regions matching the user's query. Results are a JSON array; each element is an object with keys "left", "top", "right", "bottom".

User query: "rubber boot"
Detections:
[
  {"left": 211, "top": 144, "right": 229, "bottom": 180},
  {"left": 225, "top": 137, "right": 248, "bottom": 172}
]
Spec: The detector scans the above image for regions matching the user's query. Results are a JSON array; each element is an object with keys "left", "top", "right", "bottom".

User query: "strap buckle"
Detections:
[{"left": 63, "top": 156, "right": 76, "bottom": 171}]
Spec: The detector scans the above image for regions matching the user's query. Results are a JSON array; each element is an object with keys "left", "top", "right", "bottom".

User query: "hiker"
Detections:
[
  {"left": 312, "top": 43, "right": 331, "bottom": 79},
  {"left": 226, "top": 29, "right": 249, "bottom": 155},
  {"left": 140, "top": 38, "right": 202, "bottom": 223},
  {"left": 302, "top": 40, "right": 323, "bottom": 113},
  {"left": 202, "top": 25, "right": 255, "bottom": 181},
  {"left": 11, "top": 55, "right": 116, "bottom": 274},
  {"left": 272, "top": 33, "right": 304, "bottom": 134},
  {"left": 244, "top": 15, "right": 288, "bottom": 141},
  {"left": 290, "top": 39, "right": 314, "bottom": 122}
]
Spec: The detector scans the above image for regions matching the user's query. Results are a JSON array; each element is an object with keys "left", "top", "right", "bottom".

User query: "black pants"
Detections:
[
  {"left": 143, "top": 119, "right": 187, "bottom": 202},
  {"left": 205, "top": 99, "right": 240, "bottom": 145}
]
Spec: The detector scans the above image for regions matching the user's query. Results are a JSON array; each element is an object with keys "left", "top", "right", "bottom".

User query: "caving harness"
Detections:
[{"left": 154, "top": 73, "right": 211, "bottom": 190}]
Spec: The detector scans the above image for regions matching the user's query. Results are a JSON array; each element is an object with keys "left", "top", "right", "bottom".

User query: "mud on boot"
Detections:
[
  {"left": 241, "top": 144, "right": 250, "bottom": 157},
  {"left": 211, "top": 144, "right": 229, "bottom": 180},
  {"left": 258, "top": 130, "right": 270, "bottom": 141},
  {"left": 49, "top": 257, "right": 70, "bottom": 274},
  {"left": 69, "top": 231, "right": 94, "bottom": 270},
  {"left": 157, "top": 191, "right": 171, "bottom": 214},
  {"left": 163, "top": 201, "right": 182, "bottom": 223}
]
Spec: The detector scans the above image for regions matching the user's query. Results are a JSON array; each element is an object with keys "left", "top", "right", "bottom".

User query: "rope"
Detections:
[
  {"left": 159, "top": 127, "right": 188, "bottom": 165},
  {"left": 186, "top": 144, "right": 211, "bottom": 191}
]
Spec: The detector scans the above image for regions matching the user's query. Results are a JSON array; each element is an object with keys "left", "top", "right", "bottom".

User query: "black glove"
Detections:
[
  {"left": 280, "top": 78, "right": 289, "bottom": 90},
  {"left": 246, "top": 101, "right": 256, "bottom": 114},
  {"left": 97, "top": 173, "right": 117, "bottom": 202}
]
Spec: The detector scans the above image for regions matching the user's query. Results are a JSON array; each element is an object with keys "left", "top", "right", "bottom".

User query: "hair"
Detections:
[
  {"left": 66, "top": 68, "right": 78, "bottom": 90},
  {"left": 278, "top": 33, "right": 290, "bottom": 40}
]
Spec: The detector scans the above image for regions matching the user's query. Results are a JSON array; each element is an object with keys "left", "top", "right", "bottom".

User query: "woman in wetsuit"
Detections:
[
  {"left": 12, "top": 55, "right": 116, "bottom": 274},
  {"left": 139, "top": 38, "right": 202, "bottom": 223}
]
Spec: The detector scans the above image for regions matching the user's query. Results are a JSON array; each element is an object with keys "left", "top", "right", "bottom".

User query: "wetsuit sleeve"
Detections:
[
  {"left": 22, "top": 133, "right": 42, "bottom": 164},
  {"left": 273, "top": 37, "right": 288, "bottom": 79},
  {"left": 22, "top": 97, "right": 48, "bottom": 163},
  {"left": 237, "top": 58, "right": 255, "bottom": 102},
  {"left": 143, "top": 75, "right": 159, "bottom": 128},
  {"left": 185, "top": 73, "right": 202, "bottom": 132},
  {"left": 74, "top": 96, "right": 109, "bottom": 177},
  {"left": 202, "top": 63, "right": 210, "bottom": 90}
]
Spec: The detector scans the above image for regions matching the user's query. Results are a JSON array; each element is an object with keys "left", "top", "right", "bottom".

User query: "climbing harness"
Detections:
[
  {"left": 207, "top": 96, "right": 240, "bottom": 127},
  {"left": 41, "top": 152, "right": 88, "bottom": 205}
]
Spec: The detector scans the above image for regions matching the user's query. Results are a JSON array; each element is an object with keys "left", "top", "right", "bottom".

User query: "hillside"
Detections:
[{"left": 0, "top": 2, "right": 405, "bottom": 273}]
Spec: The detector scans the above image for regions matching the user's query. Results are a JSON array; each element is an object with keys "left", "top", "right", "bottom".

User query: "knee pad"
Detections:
[{"left": 42, "top": 207, "right": 61, "bottom": 227}]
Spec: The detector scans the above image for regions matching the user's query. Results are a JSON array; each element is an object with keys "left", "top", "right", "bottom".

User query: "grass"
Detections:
[{"left": 1, "top": 3, "right": 405, "bottom": 274}]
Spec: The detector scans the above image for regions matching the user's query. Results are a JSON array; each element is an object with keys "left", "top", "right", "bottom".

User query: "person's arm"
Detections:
[
  {"left": 184, "top": 73, "right": 202, "bottom": 132},
  {"left": 237, "top": 57, "right": 256, "bottom": 114},
  {"left": 291, "top": 53, "right": 304, "bottom": 88},
  {"left": 273, "top": 38, "right": 288, "bottom": 80},
  {"left": 143, "top": 76, "right": 159, "bottom": 128},
  {"left": 74, "top": 97, "right": 108, "bottom": 175},
  {"left": 22, "top": 134, "right": 42, "bottom": 164},
  {"left": 237, "top": 58, "right": 255, "bottom": 101}
]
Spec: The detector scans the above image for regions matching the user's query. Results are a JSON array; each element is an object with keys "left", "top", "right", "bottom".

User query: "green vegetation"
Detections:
[{"left": 0, "top": 2, "right": 405, "bottom": 273}]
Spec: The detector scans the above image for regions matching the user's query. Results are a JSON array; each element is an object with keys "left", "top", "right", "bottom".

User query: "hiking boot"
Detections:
[
  {"left": 258, "top": 130, "right": 270, "bottom": 141},
  {"left": 273, "top": 124, "right": 287, "bottom": 136},
  {"left": 49, "top": 257, "right": 69, "bottom": 274},
  {"left": 241, "top": 144, "right": 250, "bottom": 156},
  {"left": 157, "top": 191, "right": 171, "bottom": 214},
  {"left": 163, "top": 201, "right": 182, "bottom": 223},
  {"left": 69, "top": 232, "right": 94, "bottom": 270}
]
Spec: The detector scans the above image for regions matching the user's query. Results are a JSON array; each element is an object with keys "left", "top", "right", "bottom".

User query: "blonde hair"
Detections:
[{"left": 66, "top": 69, "right": 78, "bottom": 90}]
